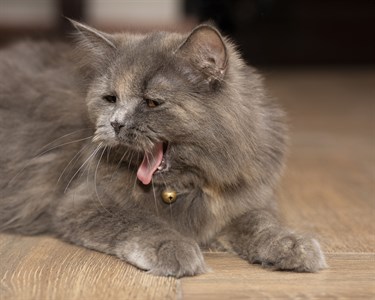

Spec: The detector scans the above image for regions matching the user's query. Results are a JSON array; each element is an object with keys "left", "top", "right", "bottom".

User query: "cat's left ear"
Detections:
[{"left": 176, "top": 25, "right": 228, "bottom": 81}]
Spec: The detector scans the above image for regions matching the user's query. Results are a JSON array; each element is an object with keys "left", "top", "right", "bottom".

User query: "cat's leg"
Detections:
[
  {"left": 52, "top": 187, "right": 206, "bottom": 277},
  {"left": 222, "top": 209, "right": 327, "bottom": 272}
]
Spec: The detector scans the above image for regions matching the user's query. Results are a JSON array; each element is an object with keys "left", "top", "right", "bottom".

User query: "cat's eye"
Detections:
[
  {"left": 103, "top": 95, "right": 117, "bottom": 103},
  {"left": 144, "top": 98, "right": 161, "bottom": 108}
]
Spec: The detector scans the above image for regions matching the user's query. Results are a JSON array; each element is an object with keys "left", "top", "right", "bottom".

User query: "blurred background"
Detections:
[{"left": 0, "top": 0, "right": 374, "bottom": 67}]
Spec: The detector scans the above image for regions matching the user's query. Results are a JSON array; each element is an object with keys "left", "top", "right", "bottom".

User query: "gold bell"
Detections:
[{"left": 161, "top": 189, "right": 177, "bottom": 204}]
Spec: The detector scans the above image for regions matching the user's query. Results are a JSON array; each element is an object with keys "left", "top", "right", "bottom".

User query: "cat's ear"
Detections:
[
  {"left": 68, "top": 19, "right": 117, "bottom": 75},
  {"left": 176, "top": 25, "right": 228, "bottom": 82}
]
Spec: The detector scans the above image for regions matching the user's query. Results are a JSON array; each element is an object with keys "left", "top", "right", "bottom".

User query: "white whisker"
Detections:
[
  {"left": 155, "top": 171, "right": 171, "bottom": 218},
  {"left": 85, "top": 146, "right": 100, "bottom": 211},
  {"left": 106, "top": 147, "right": 111, "bottom": 163},
  {"left": 127, "top": 150, "right": 135, "bottom": 170},
  {"left": 64, "top": 143, "right": 103, "bottom": 193},
  {"left": 133, "top": 152, "right": 140, "bottom": 190},
  {"left": 94, "top": 146, "right": 112, "bottom": 215},
  {"left": 57, "top": 142, "right": 91, "bottom": 184},
  {"left": 151, "top": 178, "right": 159, "bottom": 216},
  {"left": 37, "top": 136, "right": 93, "bottom": 157},
  {"left": 7, "top": 135, "right": 93, "bottom": 188},
  {"left": 169, "top": 198, "right": 173, "bottom": 219},
  {"left": 109, "top": 148, "right": 129, "bottom": 183},
  {"left": 35, "top": 128, "right": 93, "bottom": 156}
]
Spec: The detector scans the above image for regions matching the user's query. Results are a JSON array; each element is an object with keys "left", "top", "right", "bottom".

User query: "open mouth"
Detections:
[{"left": 136, "top": 142, "right": 169, "bottom": 185}]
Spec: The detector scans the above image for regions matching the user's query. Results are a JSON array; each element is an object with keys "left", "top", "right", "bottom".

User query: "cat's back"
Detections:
[
  {"left": 0, "top": 40, "right": 88, "bottom": 185},
  {"left": 0, "top": 40, "right": 80, "bottom": 113},
  {"left": 0, "top": 40, "right": 66, "bottom": 76}
]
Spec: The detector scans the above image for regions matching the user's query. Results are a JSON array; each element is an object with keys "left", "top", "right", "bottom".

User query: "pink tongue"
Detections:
[{"left": 137, "top": 142, "right": 164, "bottom": 185}]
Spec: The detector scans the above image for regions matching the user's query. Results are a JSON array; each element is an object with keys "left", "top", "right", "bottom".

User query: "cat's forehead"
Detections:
[
  {"left": 111, "top": 32, "right": 185, "bottom": 93},
  {"left": 118, "top": 31, "right": 183, "bottom": 61}
]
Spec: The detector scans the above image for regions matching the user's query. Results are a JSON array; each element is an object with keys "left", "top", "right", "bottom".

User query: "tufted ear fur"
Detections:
[
  {"left": 176, "top": 25, "right": 228, "bottom": 82},
  {"left": 68, "top": 19, "right": 117, "bottom": 77}
]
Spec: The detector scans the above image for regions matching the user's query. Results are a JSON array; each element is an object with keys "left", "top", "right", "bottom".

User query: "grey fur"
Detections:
[{"left": 0, "top": 22, "right": 326, "bottom": 277}]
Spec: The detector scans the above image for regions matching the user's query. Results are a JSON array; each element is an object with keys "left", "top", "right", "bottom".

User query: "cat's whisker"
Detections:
[
  {"left": 132, "top": 152, "right": 140, "bottom": 190},
  {"left": 156, "top": 171, "right": 172, "bottom": 217},
  {"left": 77, "top": 146, "right": 94, "bottom": 181},
  {"left": 151, "top": 178, "right": 159, "bottom": 216},
  {"left": 37, "top": 136, "right": 93, "bottom": 157},
  {"left": 109, "top": 148, "right": 129, "bottom": 183},
  {"left": 64, "top": 142, "right": 103, "bottom": 194},
  {"left": 160, "top": 170, "right": 168, "bottom": 186},
  {"left": 34, "top": 128, "right": 93, "bottom": 156},
  {"left": 84, "top": 146, "right": 100, "bottom": 211},
  {"left": 169, "top": 197, "right": 173, "bottom": 219},
  {"left": 94, "top": 146, "right": 112, "bottom": 215},
  {"left": 57, "top": 142, "right": 91, "bottom": 184},
  {"left": 127, "top": 150, "right": 135, "bottom": 171},
  {"left": 6, "top": 135, "right": 94, "bottom": 188},
  {"left": 127, "top": 150, "right": 138, "bottom": 197},
  {"left": 147, "top": 137, "right": 155, "bottom": 149},
  {"left": 106, "top": 147, "right": 111, "bottom": 164}
]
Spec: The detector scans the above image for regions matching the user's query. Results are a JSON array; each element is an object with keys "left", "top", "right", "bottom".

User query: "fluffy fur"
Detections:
[{"left": 0, "top": 21, "right": 326, "bottom": 277}]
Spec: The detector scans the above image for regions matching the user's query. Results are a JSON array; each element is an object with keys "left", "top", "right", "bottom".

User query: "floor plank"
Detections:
[
  {"left": 277, "top": 131, "right": 375, "bottom": 253},
  {"left": 0, "top": 234, "right": 177, "bottom": 300},
  {"left": 181, "top": 252, "right": 375, "bottom": 299},
  {"left": 267, "top": 69, "right": 375, "bottom": 254}
]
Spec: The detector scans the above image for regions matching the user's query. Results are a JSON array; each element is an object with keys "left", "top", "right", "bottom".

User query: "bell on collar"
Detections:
[{"left": 161, "top": 189, "right": 177, "bottom": 204}]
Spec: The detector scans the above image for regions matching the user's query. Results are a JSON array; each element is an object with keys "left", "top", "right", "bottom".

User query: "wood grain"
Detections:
[
  {"left": 181, "top": 252, "right": 375, "bottom": 299},
  {"left": 0, "top": 234, "right": 177, "bottom": 300},
  {"left": 1, "top": 69, "right": 374, "bottom": 299},
  {"left": 268, "top": 69, "right": 375, "bottom": 254}
]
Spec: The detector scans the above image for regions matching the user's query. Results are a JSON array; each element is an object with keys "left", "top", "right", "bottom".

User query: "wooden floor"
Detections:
[{"left": 1, "top": 69, "right": 374, "bottom": 299}]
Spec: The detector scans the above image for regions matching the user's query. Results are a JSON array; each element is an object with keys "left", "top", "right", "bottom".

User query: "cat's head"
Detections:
[{"left": 71, "top": 20, "right": 268, "bottom": 189}]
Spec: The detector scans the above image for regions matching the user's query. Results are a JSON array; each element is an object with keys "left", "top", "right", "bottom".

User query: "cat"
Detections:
[{"left": 0, "top": 20, "right": 326, "bottom": 277}]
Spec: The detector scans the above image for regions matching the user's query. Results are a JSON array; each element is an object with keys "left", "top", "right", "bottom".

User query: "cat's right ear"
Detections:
[
  {"left": 68, "top": 19, "right": 117, "bottom": 75},
  {"left": 175, "top": 24, "right": 228, "bottom": 85}
]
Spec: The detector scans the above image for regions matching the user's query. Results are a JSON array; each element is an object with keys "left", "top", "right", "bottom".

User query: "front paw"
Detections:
[
  {"left": 149, "top": 239, "right": 207, "bottom": 278},
  {"left": 257, "top": 234, "right": 327, "bottom": 272},
  {"left": 117, "top": 237, "right": 206, "bottom": 278}
]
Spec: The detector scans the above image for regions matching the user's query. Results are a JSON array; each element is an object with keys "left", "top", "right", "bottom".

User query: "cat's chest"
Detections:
[
  {"left": 130, "top": 184, "right": 239, "bottom": 244},
  {"left": 107, "top": 169, "right": 245, "bottom": 243}
]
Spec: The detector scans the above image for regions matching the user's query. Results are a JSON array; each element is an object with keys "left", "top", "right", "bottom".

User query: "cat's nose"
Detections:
[{"left": 110, "top": 121, "right": 124, "bottom": 135}]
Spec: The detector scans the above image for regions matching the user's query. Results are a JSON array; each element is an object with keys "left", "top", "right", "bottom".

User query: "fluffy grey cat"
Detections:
[{"left": 0, "top": 21, "right": 326, "bottom": 277}]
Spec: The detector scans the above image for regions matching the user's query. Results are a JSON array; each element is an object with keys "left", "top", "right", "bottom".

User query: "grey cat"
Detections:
[{"left": 0, "top": 21, "right": 326, "bottom": 277}]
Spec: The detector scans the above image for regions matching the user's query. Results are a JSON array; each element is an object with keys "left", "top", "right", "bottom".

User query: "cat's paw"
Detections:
[
  {"left": 257, "top": 234, "right": 327, "bottom": 272},
  {"left": 117, "top": 237, "right": 207, "bottom": 278},
  {"left": 148, "top": 239, "right": 207, "bottom": 278}
]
